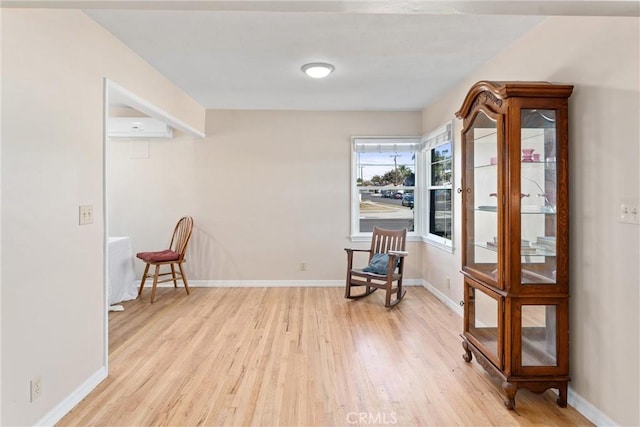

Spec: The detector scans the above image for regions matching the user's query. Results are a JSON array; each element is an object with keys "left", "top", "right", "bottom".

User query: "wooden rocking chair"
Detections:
[{"left": 344, "top": 226, "right": 408, "bottom": 307}]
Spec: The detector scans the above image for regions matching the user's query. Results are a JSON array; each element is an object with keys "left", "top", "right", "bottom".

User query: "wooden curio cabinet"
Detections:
[{"left": 455, "top": 81, "right": 573, "bottom": 409}]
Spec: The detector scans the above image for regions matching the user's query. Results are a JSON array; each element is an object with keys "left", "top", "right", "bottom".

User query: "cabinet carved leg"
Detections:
[
  {"left": 501, "top": 382, "right": 518, "bottom": 410},
  {"left": 557, "top": 383, "right": 568, "bottom": 407},
  {"left": 461, "top": 339, "right": 472, "bottom": 363}
]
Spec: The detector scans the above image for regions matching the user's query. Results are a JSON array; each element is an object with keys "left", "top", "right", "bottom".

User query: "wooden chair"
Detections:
[
  {"left": 136, "top": 216, "right": 193, "bottom": 303},
  {"left": 344, "top": 226, "right": 408, "bottom": 307}
]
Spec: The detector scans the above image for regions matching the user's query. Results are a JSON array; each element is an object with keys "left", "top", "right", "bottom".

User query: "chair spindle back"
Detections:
[
  {"left": 370, "top": 226, "right": 407, "bottom": 259},
  {"left": 169, "top": 216, "right": 194, "bottom": 260}
]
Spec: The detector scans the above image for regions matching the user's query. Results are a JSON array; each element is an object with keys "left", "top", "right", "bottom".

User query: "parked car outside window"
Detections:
[{"left": 402, "top": 193, "right": 414, "bottom": 208}]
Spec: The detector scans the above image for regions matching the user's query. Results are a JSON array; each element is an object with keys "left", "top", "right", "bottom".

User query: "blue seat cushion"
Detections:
[{"left": 362, "top": 253, "right": 398, "bottom": 275}]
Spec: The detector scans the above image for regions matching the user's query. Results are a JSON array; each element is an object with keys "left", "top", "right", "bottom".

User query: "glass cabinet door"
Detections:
[
  {"left": 463, "top": 110, "right": 501, "bottom": 286},
  {"left": 465, "top": 280, "right": 503, "bottom": 369},
  {"left": 515, "top": 298, "right": 569, "bottom": 375},
  {"left": 520, "top": 304, "right": 557, "bottom": 367},
  {"left": 519, "top": 109, "right": 558, "bottom": 285}
]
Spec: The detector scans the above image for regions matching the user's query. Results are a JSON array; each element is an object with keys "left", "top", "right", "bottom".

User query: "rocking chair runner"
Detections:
[
  {"left": 136, "top": 216, "right": 193, "bottom": 303},
  {"left": 344, "top": 226, "right": 408, "bottom": 307}
]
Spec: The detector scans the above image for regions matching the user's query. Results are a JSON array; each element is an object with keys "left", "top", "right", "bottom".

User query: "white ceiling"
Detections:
[{"left": 76, "top": 1, "right": 638, "bottom": 111}]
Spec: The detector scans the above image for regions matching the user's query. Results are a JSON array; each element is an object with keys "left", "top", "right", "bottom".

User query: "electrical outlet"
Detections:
[
  {"left": 445, "top": 277, "right": 451, "bottom": 289},
  {"left": 299, "top": 262, "right": 307, "bottom": 272},
  {"left": 30, "top": 376, "right": 42, "bottom": 402},
  {"left": 619, "top": 198, "right": 640, "bottom": 225},
  {"left": 79, "top": 204, "right": 93, "bottom": 225}
]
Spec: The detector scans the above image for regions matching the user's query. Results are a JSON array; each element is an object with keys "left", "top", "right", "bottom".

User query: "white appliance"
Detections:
[{"left": 107, "top": 117, "right": 173, "bottom": 138}]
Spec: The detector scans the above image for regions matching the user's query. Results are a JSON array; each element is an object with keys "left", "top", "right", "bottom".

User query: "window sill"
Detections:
[{"left": 422, "top": 236, "right": 454, "bottom": 253}]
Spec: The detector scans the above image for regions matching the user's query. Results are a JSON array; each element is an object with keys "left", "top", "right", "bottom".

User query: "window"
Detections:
[
  {"left": 422, "top": 122, "right": 454, "bottom": 251},
  {"left": 350, "top": 123, "right": 453, "bottom": 251},
  {"left": 351, "top": 137, "right": 420, "bottom": 238}
]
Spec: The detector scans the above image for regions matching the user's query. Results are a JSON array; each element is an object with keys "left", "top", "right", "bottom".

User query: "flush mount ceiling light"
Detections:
[{"left": 301, "top": 62, "right": 334, "bottom": 79}]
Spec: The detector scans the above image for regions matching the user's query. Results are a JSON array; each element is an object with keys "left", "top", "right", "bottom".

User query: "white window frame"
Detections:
[
  {"left": 350, "top": 136, "right": 421, "bottom": 241},
  {"left": 420, "top": 121, "right": 454, "bottom": 252},
  {"left": 350, "top": 125, "right": 454, "bottom": 249}
]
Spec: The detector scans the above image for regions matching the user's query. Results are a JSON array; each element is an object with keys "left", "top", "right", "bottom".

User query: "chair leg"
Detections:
[
  {"left": 385, "top": 286, "right": 392, "bottom": 307},
  {"left": 387, "top": 280, "right": 407, "bottom": 308},
  {"left": 138, "top": 263, "right": 150, "bottom": 297},
  {"left": 345, "top": 279, "right": 377, "bottom": 300},
  {"left": 150, "top": 264, "right": 161, "bottom": 303},
  {"left": 170, "top": 264, "right": 178, "bottom": 288},
  {"left": 397, "top": 279, "right": 404, "bottom": 302},
  {"left": 344, "top": 273, "right": 352, "bottom": 298},
  {"left": 178, "top": 262, "right": 190, "bottom": 295}
]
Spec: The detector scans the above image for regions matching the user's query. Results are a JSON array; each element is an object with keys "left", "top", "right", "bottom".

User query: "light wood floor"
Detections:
[{"left": 58, "top": 286, "right": 593, "bottom": 426}]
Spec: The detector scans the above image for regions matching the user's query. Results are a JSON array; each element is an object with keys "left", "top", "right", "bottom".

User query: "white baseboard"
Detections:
[
  {"left": 35, "top": 366, "right": 107, "bottom": 427},
  {"left": 567, "top": 387, "right": 618, "bottom": 426},
  {"left": 148, "top": 279, "right": 425, "bottom": 288},
  {"left": 421, "top": 279, "right": 463, "bottom": 317}
]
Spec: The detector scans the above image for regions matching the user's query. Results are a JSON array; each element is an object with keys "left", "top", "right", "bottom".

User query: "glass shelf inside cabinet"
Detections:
[
  {"left": 474, "top": 239, "right": 556, "bottom": 257},
  {"left": 476, "top": 205, "right": 497, "bottom": 212},
  {"left": 475, "top": 206, "right": 556, "bottom": 214},
  {"left": 476, "top": 163, "right": 498, "bottom": 169},
  {"left": 521, "top": 206, "right": 556, "bottom": 214}
]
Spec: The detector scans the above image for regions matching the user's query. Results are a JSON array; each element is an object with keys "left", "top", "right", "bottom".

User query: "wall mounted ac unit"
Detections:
[{"left": 107, "top": 117, "right": 173, "bottom": 138}]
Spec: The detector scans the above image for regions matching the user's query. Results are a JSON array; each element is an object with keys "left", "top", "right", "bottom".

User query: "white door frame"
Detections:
[{"left": 102, "top": 78, "right": 205, "bottom": 370}]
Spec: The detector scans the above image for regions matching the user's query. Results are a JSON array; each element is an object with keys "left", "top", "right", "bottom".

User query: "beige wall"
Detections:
[
  {"left": 1, "top": 9, "right": 205, "bottom": 426},
  {"left": 421, "top": 16, "right": 640, "bottom": 425},
  {"left": 108, "top": 109, "right": 423, "bottom": 282}
]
